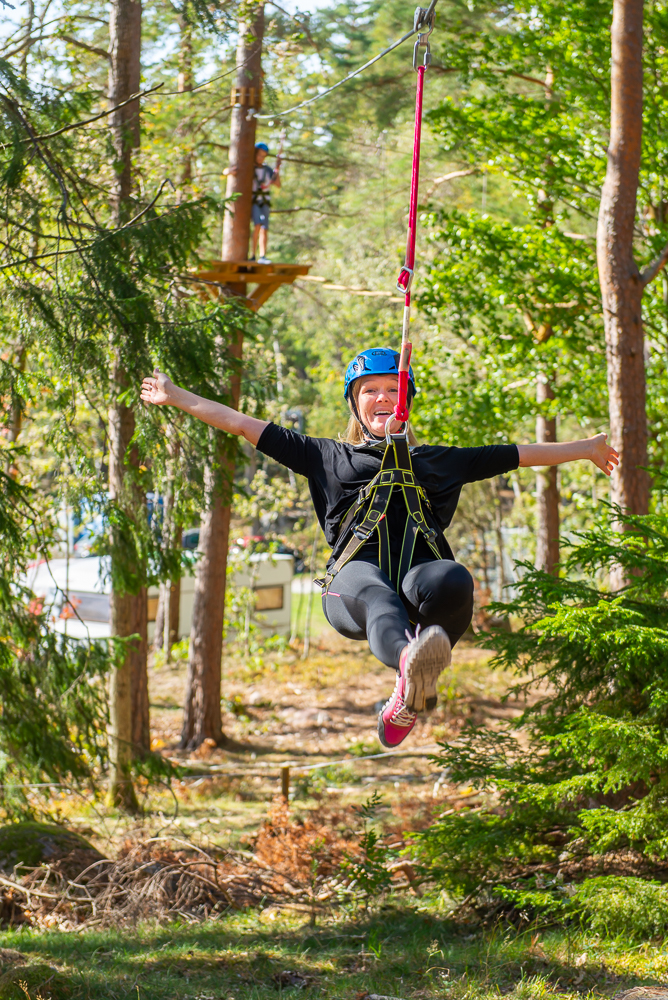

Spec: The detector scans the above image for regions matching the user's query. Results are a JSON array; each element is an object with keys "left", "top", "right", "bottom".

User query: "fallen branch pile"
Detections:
[{"left": 0, "top": 802, "right": 420, "bottom": 929}]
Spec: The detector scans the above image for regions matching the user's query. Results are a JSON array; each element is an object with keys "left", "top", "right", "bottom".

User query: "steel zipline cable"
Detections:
[
  {"left": 0, "top": 745, "right": 441, "bottom": 791},
  {"left": 254, "top": 0, "right": 438, "bottom": 121}
]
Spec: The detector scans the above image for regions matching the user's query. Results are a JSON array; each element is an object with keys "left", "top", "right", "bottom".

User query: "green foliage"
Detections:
[
  {"left": 574, "top": 876, "right": 668, "bottom": 942},
  {"left": 337, "top": 792, "right": 393, "bottom": 910},
  {"left": 422, "top": 0, "right": 668, "bottom": 476},
  {"left": 414, "top": 506, "right": 668, "bottom": 907},
  {"left": 0, "top": 464, "right": 111, "bottom": 818},
  {"left": 0, "top": 26, "right": 258, "bottom": 809}
]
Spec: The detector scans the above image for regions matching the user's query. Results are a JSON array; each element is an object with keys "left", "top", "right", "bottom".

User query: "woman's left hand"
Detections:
[{"left": 589, "top": 433, "right": 619, "bottom": 476}]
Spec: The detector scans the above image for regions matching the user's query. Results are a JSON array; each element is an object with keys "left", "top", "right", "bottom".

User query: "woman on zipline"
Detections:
[{"left": 141, "top": 349, "right": 618, "bottom": 749}]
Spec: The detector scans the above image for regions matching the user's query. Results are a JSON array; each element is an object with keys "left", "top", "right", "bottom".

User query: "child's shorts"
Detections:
[{"left": 252, "top": 202, "right": 270, "bottom": 229}]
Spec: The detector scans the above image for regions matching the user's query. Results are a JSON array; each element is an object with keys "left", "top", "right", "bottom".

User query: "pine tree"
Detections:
[
  {"left": 415, "top": 504, "right": 668, "bottom": 903},
  {"left": 0, "top": 54, "right": 253, "bottom": 809}
]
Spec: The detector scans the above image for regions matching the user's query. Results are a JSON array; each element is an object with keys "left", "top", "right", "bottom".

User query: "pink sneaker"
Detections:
[{"left": 377, "top": 625, "right": 452, "bottom": 749}]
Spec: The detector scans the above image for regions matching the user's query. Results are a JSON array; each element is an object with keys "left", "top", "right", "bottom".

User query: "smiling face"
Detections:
[{"left": 355, "top": 374, "right": 408, "bottom": 437}]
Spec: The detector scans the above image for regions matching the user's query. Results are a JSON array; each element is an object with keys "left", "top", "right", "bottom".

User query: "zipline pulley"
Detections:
[{"left": 413, "top": 5, "right": 435, "bottom": 70}]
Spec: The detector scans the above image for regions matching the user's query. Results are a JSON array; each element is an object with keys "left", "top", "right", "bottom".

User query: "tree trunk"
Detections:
[
  {"left": 221, "top": 6, "right": 264, "bottom": 261},
  {"left": 493, "top": 479, "right": 507, "bottom": 599},
  {"left": 6, "top": 345, "right": 25, "bottom": 478},
  {"left": 108, "top": 365, "right": 141, "bottom": 811},
  {"left": 154, "top": 577, "right": 181, "bottom": 654},
  {"left": 181, "top": 340, "right": 243, "bottom": 749},
  {"left": 109, "top": 0, "right": 141, "bottom": 226},
  {"left": 181, "top": 6, "right": 263, "bottom": 750},
  {"left": 535, "top": 377, "right": 560, "bottom": 573},
  {"left": 107, "top": 0, "right": 145, "bottom": 808},
  {"left": 181, "top": 463, "right": 229, "bottom": 748},
  {"left": 167, "top": 577, "right": 181, "bottom": 647},
  {"left": 154, "top": 17, "right": 191, "bottom": 655},
  {"left": 176, "top": 13, "right": 193, "bottom": 200},
  {"left": 597, "top": 0, "right": 649, "bottom": 518},
  {"left": 154, "top": 580, "right": 166, "bottom": 652},
  {"left": 155, "top": 444, "right": 182, "bottom": 665},
  {"left": 131, "top": 585, "right": 149, "bottom": 751}
]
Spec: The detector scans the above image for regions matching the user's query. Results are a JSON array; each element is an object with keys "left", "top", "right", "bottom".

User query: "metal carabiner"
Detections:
[
  {"left": 413, "top": 38, "right": 432, "bottom": 71},
  {"left": 386, "top": 414, "right": 409, "bottom": 443}
]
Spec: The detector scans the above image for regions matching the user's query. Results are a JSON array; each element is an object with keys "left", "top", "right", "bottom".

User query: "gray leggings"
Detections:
[{"left": 322, "top": 558, "right": 474, "bottom": 669}]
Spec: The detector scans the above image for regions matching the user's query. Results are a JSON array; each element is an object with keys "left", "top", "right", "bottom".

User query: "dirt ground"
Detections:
[{"left": 54, "top": 618, "right": 526, "bottom": 858}]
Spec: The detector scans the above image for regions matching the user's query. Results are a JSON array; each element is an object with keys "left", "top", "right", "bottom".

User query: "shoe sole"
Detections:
[
  {"left": 403, "top": 626, "right": 451, "bottom": 713},
  {"left": 377, "top": 713, "right": 391, "bottom": 748}
]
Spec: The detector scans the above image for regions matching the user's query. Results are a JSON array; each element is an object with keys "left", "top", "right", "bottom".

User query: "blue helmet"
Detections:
[
  {"left": 255, "top": 142, "right": 269, "bottom": 152},
  {"left": 343, "top": 347, "right": 416, "bottom": 400}
]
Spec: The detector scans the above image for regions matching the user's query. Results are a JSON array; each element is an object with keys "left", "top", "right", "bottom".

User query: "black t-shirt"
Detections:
[{"left": 256, "top": 424, "right": 519, "bottom": 566}]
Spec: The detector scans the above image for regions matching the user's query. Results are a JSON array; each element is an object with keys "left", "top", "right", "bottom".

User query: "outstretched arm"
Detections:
[
  {"left": 140, "top": 370, "right": 269, "bottom": 447},
  {"left": 518, "top": 433, "right": 619, "bottom": 477}
]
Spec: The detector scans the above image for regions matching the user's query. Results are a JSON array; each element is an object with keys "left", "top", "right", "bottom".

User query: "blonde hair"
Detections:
[{"left": 340, "top": 381, "right": 418, "bottom": 446}]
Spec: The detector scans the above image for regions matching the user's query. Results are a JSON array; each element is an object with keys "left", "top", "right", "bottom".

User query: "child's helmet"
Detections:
[
  {"left": 344, "top": 347, "right": 416, "bottom": 400},
  {"left": 255, "top": 142, "right": 269, "bottom": 152}
]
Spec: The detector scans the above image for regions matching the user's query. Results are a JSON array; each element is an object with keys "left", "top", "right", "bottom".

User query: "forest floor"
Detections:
[
  {"left": 2, "top": 614, "right": 667, "bottom": 998},
  {"left": 50, "top": 611, "right": 522, "bottom": 856}
]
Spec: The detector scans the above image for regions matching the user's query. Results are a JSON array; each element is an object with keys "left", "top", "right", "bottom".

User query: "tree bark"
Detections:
[
  {"left": 154, "top": 575, "right": 181, "bottom": 655},
  {"left": 597, "top": 0, "right": 649, "bottom": 518},
  {"left": 181, "top": 337, "right": 243, "bottom": 749},
  {"left": 180, "top": 7, "right": 263, "bottom": 750},
  {"left": 535, "top": 377, "right": 560, "bottom": 574},
  {"left": 181, "top": 447, "right": 232, "bottom": 748},
  {"left": 108, "top": 0, "right": 142, "bottom": 226},
  {"left": 130, "top": 585, "right": 149, "bottom": 751},
  {"left": 221, "top": 6, "right": 264, "bottom": 261},
  {"left": 107, "top": 0, "right": 145, "bottom": 808},
  {"left": 154, "top": 581, "right": 166, "bottom": 652},
  {"left": 153, "top": 442, "right": 182, "bottom": 663},
  {"left": 176, "top": 13, "right": 193, "bottom": 199},
  {"left": 153, "top": 15, "right": 191, "bottom": 654},
  {"left": 108, "top": 364, "right": 141, "bottom": 811}
]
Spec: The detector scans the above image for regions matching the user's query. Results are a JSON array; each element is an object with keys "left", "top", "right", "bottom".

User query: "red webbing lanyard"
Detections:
[{"left": 394, "top": 12, "right": 434, "bottom": 425}]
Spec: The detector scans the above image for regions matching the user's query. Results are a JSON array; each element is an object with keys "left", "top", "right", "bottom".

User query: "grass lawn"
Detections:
[
  {"left": 3, "top": 628, "right": 666, "bottom": 999},
  {"left": 2, "top": 906, "right": 668, "bottom": 999}
]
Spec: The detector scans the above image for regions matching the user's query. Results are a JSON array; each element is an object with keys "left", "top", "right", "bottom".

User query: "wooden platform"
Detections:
[{"left": 195, "top": 261, "right": 311, "bottom": 312}]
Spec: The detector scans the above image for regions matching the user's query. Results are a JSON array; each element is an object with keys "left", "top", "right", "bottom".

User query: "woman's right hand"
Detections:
[{"left": 141, "top": 369, "right": 174, "bottom": 406}]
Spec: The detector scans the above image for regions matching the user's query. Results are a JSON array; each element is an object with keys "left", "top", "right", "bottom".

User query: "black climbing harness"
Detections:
[{"left": 317, "top": 423, "right": 446, "bottom": 594}]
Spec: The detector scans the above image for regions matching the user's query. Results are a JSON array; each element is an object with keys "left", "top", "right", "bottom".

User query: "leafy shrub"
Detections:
[
  {"left": 574, "top": 876, "right": 668, "bottom": 941},
  {"left": 413, "top": 507, "right": 668, "bottom": 908}
]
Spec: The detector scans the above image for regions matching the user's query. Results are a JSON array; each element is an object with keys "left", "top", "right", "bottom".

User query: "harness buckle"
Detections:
[{"left": 353, "top": 524, "right": 373, "bottom": 541}]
